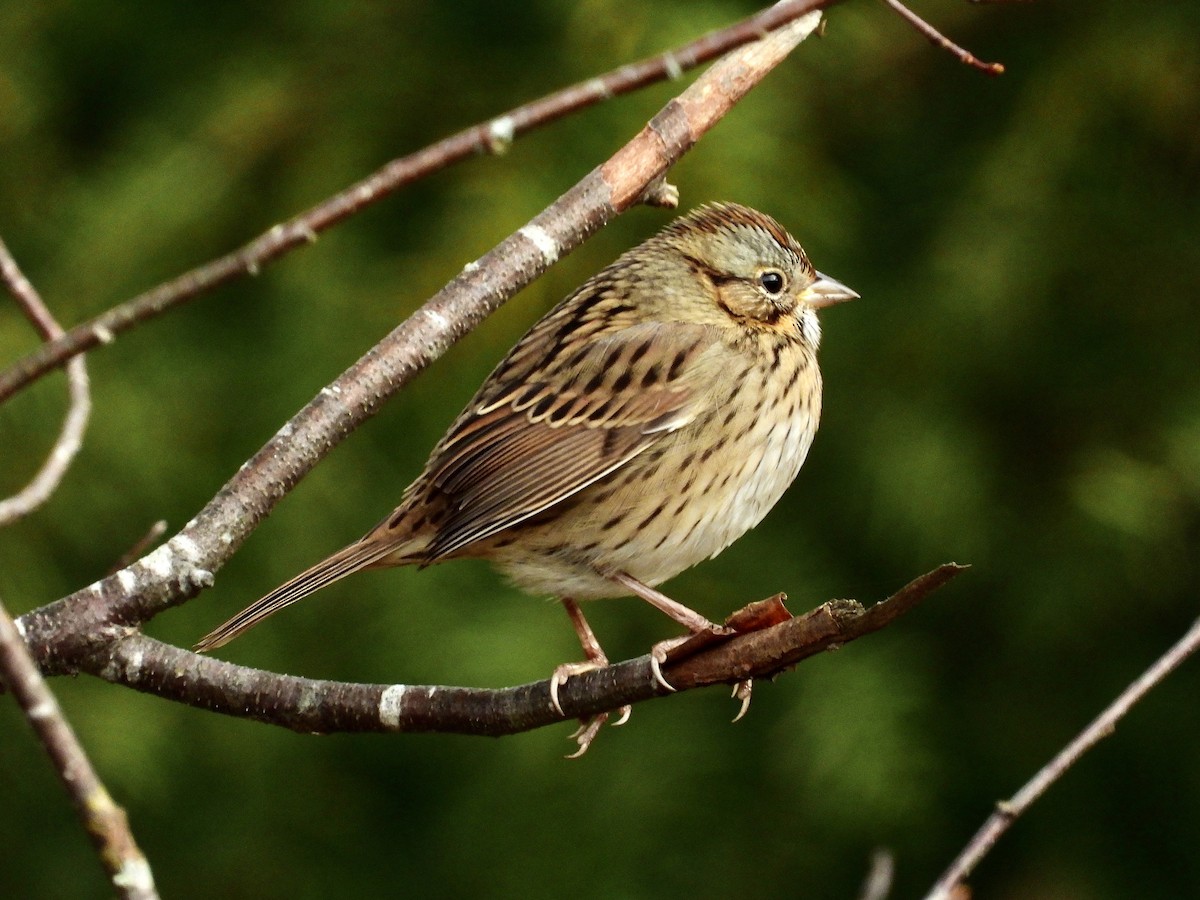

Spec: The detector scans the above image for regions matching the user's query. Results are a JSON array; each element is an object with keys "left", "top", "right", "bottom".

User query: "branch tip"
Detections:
[{"left": 882, "top": 0, "right": 1005, "bottom": 76}]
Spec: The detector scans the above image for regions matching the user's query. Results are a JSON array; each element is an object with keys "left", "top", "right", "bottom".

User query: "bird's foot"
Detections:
[
  {"left": 564, "top": 703, "right": 632, "bottom": 759},
  {"left": 549, "top": 659, "right": 602, "bottom": 717},
  {"left": 554, "top": 598, "right": 632, "bottom": 758},
  {"left": 551, "top": 660, "right": 631, "bottom": 758}
]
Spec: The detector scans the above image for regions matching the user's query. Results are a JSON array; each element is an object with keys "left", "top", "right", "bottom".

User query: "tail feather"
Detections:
[{"left": 195, "top": 538, "right": 403, "bottom": 652}]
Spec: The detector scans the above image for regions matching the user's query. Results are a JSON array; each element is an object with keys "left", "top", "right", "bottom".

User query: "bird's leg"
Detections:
[
  {"left": 610, "top": 571, "right": 720, "bottom": 633},
  {"left": 551, "top": 598, "right": 630, "bottom": 758},
  {"left": 611, "top": 571, "right": 751, "bottom": 707},
  {"left": 550, "top": 598, "right": 608, "bottom": 716}
]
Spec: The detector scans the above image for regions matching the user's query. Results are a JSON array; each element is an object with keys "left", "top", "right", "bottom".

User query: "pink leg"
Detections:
[
  {"left": 610, "top": 572, "right": 720, "bottom": 633},
  {"left": 551, "top": 598, "right": 631, "bottom": 758},
  {"left": 562, "top": 597, "right": 606, "bottom": 664}
]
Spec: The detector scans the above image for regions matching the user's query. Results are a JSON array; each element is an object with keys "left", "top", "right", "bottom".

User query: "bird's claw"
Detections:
[
  {"left": 648, "top": 635, "right": 691, "bottom": 692},
  {"left": 549, "top": 660, "right": 603, "bottom": 717},
  {"left": 551, "top": 656, "right": 632, "bottom": 758},
  {"left": 566, "top": 714, "right": 607, "bottom": 758},
  {"left": 564, "top": 705, "right": 631, "bottom": 758},
  {"left": 649, "top": 653, "right": 675, "bottom": 693},
  {"left": 731, "top": 679, "right": 753, "bottom": 722}
]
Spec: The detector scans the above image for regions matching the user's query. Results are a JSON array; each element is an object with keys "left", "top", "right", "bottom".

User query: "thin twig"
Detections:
[
  {"left": 0, "top": 0, "right": 841, "bottom": 405},
  {"left": 882, "top": 0, "right": 1005, "bottom": 74},
  {"left": 105, "top": 520, "right": 169, "bottom": 577},
  {"left": 0, "top": 597, "right": 157, "bottom": 899},
  {"left": 927, "top": 614, "right": 1200, "bottom": 899},
  {"left": 18, "top": 6, "right": 830, "bottom": 671},
  {"left": 0, "top": 238, "right": 92, "bottom": 526}
]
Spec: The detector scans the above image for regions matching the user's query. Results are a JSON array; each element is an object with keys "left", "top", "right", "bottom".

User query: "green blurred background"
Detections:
[{"left": 2, "top": 2, "right": 1198, "bottom": 897}]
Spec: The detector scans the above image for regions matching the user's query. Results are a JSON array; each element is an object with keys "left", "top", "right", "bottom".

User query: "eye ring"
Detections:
[{"left": 757, "top": 269, "right": 787, "bottom": 295}]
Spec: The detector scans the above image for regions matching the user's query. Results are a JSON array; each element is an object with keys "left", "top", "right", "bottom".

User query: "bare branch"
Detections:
[
  {"left": 927, "top": 613, "right": 1200, "bottom": 899},
  {"left": 0, "top": 0, "right": 841, "bottom": 405},
  {"left": 0, "top": 597, "right": 157, "bottom": 899},
  {"left": 64, "top": 566, "right": 962, "bottom": 736},
  {"left": 882, "top": 0, "right": 1005, "bottom": 75},
  {"left": 18, "top": 6, "right": 829, "bottom": 673},
  {"left": 0, "top": 238, "right": 92, "bottom": 526}
]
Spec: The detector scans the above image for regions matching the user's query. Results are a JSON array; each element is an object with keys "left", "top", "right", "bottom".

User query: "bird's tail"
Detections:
[{"left": 194, "top": 538, "right": 404, "bottom": 653}]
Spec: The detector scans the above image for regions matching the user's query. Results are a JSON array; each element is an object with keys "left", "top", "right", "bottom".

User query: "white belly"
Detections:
[{"left": 618, "top": 405, "right": 817, "bottom": 587}]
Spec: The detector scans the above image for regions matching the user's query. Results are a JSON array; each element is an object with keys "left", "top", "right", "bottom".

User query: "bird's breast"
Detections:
[{"left": 490, "top": 340, "right": 822, "bottom": 599}]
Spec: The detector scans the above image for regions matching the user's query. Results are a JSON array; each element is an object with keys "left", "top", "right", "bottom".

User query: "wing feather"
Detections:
[{"left": 416, "top": 321, "right": 716, "bottom": 560}]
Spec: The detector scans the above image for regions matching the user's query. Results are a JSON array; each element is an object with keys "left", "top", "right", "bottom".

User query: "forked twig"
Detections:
[
  {"left": 0, "top": 238, "right": 92, "bottom": 525},
  {"left": 927, "top": 614, "right": 1200, "bottom": 898}
]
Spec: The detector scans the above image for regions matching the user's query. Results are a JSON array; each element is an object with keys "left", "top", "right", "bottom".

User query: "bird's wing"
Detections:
[
  {"left": 414, "top": 320, "right": 716, "bottom": 560},
  {"left": 195, "top": 322, "right": 716, "bottom": 653}
]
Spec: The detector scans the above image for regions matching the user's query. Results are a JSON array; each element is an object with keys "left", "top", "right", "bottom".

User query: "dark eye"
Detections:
[{"left": 758, "top": 270, "right": 786, "bottom": 295}]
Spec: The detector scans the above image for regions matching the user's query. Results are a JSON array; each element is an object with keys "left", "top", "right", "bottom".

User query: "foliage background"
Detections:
[{"left": 2, "top": 2, "right": 1198, "bottom": 897}]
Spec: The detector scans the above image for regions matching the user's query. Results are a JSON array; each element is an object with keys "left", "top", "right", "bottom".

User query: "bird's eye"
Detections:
[{"left": 758, "top": 270, "right": 786, "bottom": 295}]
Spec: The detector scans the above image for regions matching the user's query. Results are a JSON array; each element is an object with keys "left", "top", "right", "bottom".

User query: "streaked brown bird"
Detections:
[{"left": 197, "top": 202, "right": 856, "bottom": 752}]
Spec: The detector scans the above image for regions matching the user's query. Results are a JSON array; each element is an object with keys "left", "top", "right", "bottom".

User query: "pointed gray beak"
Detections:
[{"left": 801, "top": 271, "right": 859, "bottom": 309}]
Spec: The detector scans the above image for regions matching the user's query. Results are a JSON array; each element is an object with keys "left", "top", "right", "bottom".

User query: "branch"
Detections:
[
  {"left": 78, "top": 566, "right": 963, "bottom": 736},
  {"left": 18, "top": 5, "right": 830, "bottom": 674},
  {"left": 927, "top": 612, "right": 1200, "bottom": 899},
  {"left": 0, "top": 597, "right": 157, "bottom": 899},
  {"left": 0, "top": 0, "right": 839, "bottom": 405},
  {"left": 0, "top": 238, "right": 92, "bottom": 525},
  {"left": 882, "top": 0, "right": 1005, "bottom": 75}
]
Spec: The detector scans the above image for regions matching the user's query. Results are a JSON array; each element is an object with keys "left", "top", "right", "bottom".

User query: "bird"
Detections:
[{"left": 196, "top": 202, "right": 857, "bottom": 753}]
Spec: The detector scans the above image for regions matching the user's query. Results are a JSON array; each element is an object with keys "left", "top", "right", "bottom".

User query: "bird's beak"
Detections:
[{"left": 801, "top": 271, "right": 859, "bottom": 309}]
